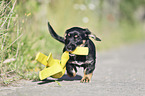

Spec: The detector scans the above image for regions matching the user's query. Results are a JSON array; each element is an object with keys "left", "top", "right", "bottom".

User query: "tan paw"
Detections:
[
  {"left": 80, "top": 77, "right": 90, "bottom": 83},
  {"left": 80, "top": 73, "right": 92, "bottom": 83}
]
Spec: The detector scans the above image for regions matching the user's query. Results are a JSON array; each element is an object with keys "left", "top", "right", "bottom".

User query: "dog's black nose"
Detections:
[{"left": 66, "top": 44, "right": 76, "bottom": 52}]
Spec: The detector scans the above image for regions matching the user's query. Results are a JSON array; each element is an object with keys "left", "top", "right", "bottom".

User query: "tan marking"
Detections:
[
  {"left": 64, "top": 33, "right": 67, "bottom": 39},
  {"left": 83, "top": 40, "right": 86, "bottom": 44},
  {"left": 67, "top": 69, "right": 76, "bottom": 77},
  {"left": 75, "top": 35, "right": 78, "bottom": 38},
  {"left": 80, "top": 40, "right": 86, "bottom": 47},
  {"left": 80, "top": 70, "right": 93, "bottom": 83}
]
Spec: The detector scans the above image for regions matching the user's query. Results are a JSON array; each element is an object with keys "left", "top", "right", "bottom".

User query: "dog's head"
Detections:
[
  {"left": 47, "top": 22, "right": 101, "bottom": 52},
  {"left": 64, "top": 27, "right": 101, "bottom": 52}
]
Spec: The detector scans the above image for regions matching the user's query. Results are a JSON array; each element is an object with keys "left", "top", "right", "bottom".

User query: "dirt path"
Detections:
[{"left": 1, "top": 41, "right": 145, "bottom": 96}]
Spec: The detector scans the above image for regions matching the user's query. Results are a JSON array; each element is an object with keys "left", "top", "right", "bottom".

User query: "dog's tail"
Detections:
[{"left": 48, "top": 22, "right": 65, "bottom": 43}]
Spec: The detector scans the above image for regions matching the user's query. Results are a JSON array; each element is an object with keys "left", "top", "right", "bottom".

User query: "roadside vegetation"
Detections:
[{"left": 0, "top": 0, "right": 145, "bottom": 85}]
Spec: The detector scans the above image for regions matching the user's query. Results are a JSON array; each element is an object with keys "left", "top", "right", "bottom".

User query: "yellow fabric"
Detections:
[
  {"left": 35, "top": 47, "right": 88, "bottom": 80},
  {"left": 60, "top": 51, "right": 69, "bottom": 68},
  {"left": 71, "top": 47, "right": 88, "bottom": 55},
  {"left": 39, "top": 64, "right": 62, "bottom": 80},
  {"left": 35, "top": 52, "right": 48, "bottom": 66}
]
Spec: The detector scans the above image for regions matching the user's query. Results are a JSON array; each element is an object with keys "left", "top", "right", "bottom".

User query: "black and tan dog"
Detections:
[{"left": 48, "top": 22, "right": 101, "bottom": 83}]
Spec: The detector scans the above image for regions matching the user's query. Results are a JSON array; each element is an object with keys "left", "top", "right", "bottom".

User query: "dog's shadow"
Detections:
[{"left": 36, "top": 74, "right": 82, "bottom": 85}]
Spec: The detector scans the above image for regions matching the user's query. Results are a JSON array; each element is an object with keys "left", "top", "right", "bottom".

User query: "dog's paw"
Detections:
[
  {"left": 80, "top": 73, "right": 92, "bottom": 83},
  {"left": 80, "top": 77, "right": 91, "bottom": 83},
  {"left": 67, "top": 70, "right": 76, "bottom": 77}
]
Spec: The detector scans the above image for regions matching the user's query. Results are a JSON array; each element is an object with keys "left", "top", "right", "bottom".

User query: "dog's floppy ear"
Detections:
[
  {"left": 85, "top": 28, "right": 101, "bottom": 41},
  {"left": 89, "top": 34, "right": 101, "bottom": 41},
  {"left": 48, "top": 22, "right": 65, "bottom": 43}
]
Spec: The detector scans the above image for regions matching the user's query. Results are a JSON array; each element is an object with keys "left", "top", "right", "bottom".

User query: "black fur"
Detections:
[{"left": 48, "top": 22, "right": 101, "bottom": 80}]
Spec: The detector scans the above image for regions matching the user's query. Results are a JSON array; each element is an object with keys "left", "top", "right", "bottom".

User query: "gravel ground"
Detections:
[{"left": 0, "top": 41, "right": 145, "bottom": 96}]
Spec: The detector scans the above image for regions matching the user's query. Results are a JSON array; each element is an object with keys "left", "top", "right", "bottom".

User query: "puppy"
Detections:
[{"left": 47, "top": 22, "right": 101, "bottom": 83}]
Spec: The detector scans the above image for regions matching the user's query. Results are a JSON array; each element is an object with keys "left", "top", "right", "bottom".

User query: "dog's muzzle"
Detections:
[{"left": 65, "top": 43, "right": 77, "bottom": 52}]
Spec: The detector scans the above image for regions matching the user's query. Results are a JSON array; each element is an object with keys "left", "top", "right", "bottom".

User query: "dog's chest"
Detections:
[{"left": 69, "top": 53, "right": 87, "bottom": 62}]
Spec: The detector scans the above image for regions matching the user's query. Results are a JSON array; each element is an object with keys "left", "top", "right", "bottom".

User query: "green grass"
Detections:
[
  {"left": 0, "top": 0, "right": 22, "bottom": 85},
  {"left": 0, "top": 0, "right": 145, "bottom": 85}
]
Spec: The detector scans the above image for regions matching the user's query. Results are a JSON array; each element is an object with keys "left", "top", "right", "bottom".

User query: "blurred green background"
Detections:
[{"left": 0, "top": 0, "right": 145, "bottom": 85}]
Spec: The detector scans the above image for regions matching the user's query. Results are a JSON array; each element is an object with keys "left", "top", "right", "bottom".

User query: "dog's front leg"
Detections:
[
  {"left": 80, "top": 62, "right": 95, "bottom": 83},
  {"left": 66, "top": 63, "right": 77, "bottom": 77},
  {"left": 80, "top": 71, "right": 93, "bottom": 83}
]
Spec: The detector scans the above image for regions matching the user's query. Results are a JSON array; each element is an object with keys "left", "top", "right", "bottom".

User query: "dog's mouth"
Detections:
[
  {"left": 65, "top": 44, "right": 77, "bottom": 52},
  {"left": 65, "top": 40, "right": 86, "bottom": 52}
]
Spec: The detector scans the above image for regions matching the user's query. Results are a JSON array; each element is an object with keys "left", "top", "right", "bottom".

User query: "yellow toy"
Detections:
[{"left": 35, "top": 47, "right": 88, "bottom": 80}]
